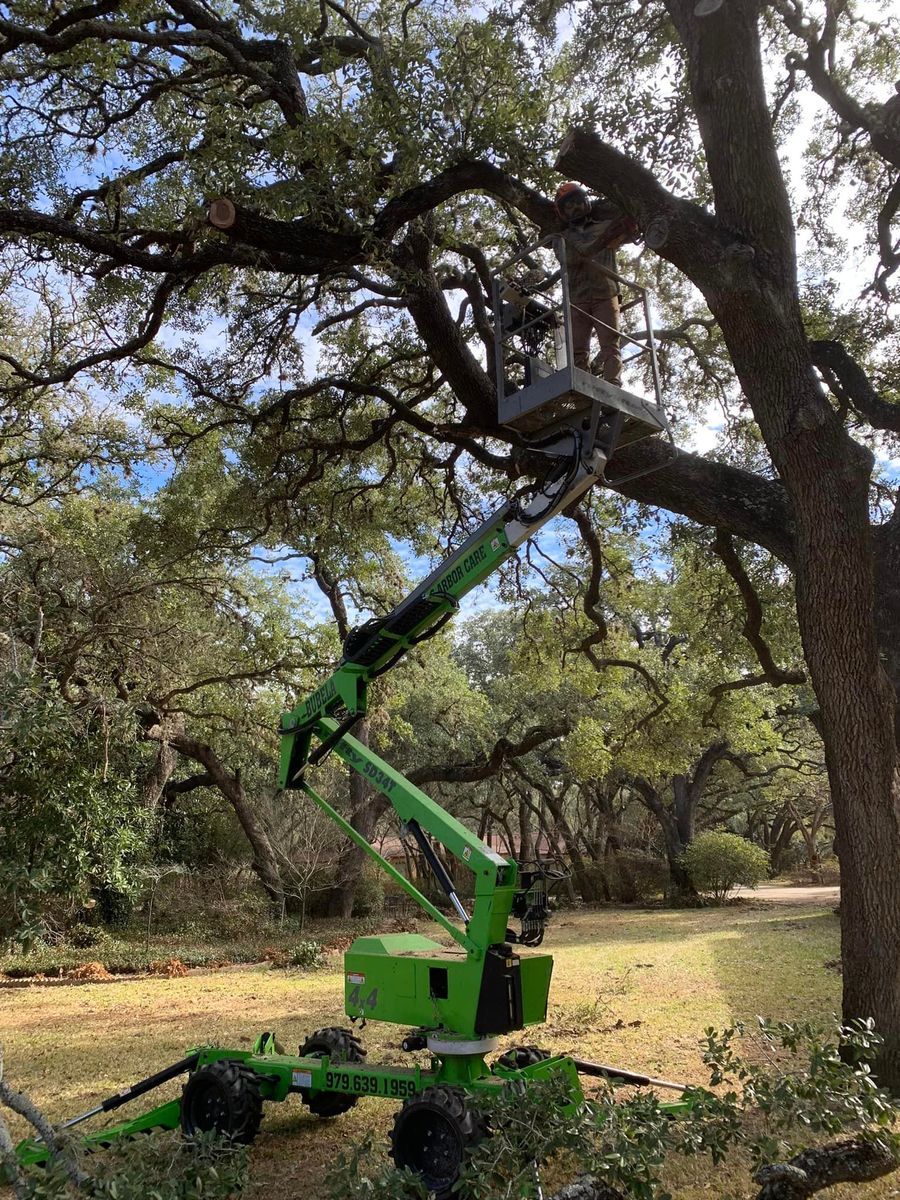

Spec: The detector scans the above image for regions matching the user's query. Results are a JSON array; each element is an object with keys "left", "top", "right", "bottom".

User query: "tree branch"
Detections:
[
  {"left": 755, "top": 1137, "right": 900, "bottom": 1198},
  {"left": 810, "top": 339, "right": 900, "bottom": 434},
  {"left": 408, "top": 720, "right": 570, "bottom": 786},
  {"left": 712, "top": 530, "right": 806, "bottom": 685}
]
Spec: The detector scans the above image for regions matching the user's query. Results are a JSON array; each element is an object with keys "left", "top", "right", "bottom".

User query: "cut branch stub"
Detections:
[{"left": 208, "top": 197, "right": 237, "bottom": 230}]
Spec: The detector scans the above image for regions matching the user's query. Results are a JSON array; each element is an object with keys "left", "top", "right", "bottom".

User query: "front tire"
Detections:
[
  {"left": 298, "top": 1026, "right": 366, "bottom": 1117},
  {"left": 180, "top": 1060, "right": 263, "bottom": 1144},
  {"left": 389, "top": 1085, "right": 485, "bottom": 1199}
]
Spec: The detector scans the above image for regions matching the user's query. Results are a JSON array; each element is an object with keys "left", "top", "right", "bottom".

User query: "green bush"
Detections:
[
  {"left": 681, "top": 832, "right": 769, "bottom": 901},
  {"left": 351, "top": 870, "right": 385, "bottom": 919},
  {"left": 274, "top": 939, "right": 327, "bottom": 969},
  {"left": 93, "top": 883, "right": 135, "bottom": 928},
  {"left": 0, "top": 686, "right": 151, "bottom": 944},
  {"left": 569, "top": 853, "right": 669, "bottom": 904},
  {"left": 67, "top": 922, "right": 108, "bottom": 950},
  {"left": 140, "top": 868, "right": 271, "bottom": 937}
]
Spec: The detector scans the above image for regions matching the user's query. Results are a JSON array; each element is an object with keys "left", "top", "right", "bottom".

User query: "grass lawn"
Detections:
[{"left": 1, "top": 901, "right": 895, "bottom": 1199}]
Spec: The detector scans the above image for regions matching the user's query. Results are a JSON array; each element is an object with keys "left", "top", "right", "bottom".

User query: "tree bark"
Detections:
[
  {"left": 325, "top": 719, "right": 388, "bottom": 917},
  {"left": 142, "top": 720, "right": 284, "bottom": 906},
  {"left": 557, "top": 0, "right": 900, "bottom": 1081},
  {"left": 633, "top": 742, "right": 729, "bottom": 899},
  {"left": 632, "top": 778, "right": 694, "bottom": 898},
  {"left": 765, "top": 804, "right": 799, "bottom": 875},
  {"left": 754, "top": 1138, "right": 899, "bottom": 1198},
  {"left": 141, "top": 737, "right": 178, "bottom": 815}
]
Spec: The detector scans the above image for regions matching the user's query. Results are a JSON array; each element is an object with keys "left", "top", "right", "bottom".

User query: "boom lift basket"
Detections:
[{"left": 491, "top": 237, "right": 674, "bottom": 471}]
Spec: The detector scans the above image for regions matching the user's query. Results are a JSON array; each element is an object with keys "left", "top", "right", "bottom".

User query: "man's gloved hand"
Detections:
[{"left": 596, "top": 215, "right": 640, "bottom": 249}]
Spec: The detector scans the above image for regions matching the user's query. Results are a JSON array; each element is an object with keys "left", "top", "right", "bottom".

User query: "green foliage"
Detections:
[
  {"left": 324, "top": 1020, "right": 899, "bottom": 1200},
  {"left": 325, "top": 1135, "right": 430, "bottom": 1200},
  {"left": 273, "top": 939, "right": 327, "bottom": 970},
  {"left": 66, "top": 923, "right": 108, "bottom": 951},
  {"left": 18, "top": 1130, "right": 248, "bottom": 1200},
  {"left": 93, "top": 885, "right": 135, "bottom": 930},
  {"left": 699, "top": 1017, "right": 899, "bottom": 1166},
  {"left": 351, "top": 870, "right": 385, "bottom": 920},
  {"left": 0, "top": 682, "right": 150, "bottom": 945},
  {"left": 681, "top": 832, "right": 770, "bottom": 901}
]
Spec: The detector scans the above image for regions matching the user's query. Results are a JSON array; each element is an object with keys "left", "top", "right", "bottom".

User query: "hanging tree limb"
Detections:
[
  {"left": 810, "top": 339, "right": 900, "bottom": 435},
  {"left": 705, "top": 530, "right": 806, "bottom": 721}
]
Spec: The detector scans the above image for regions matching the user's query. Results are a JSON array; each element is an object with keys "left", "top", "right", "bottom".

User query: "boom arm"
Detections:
[
  {"left": 278, "top": 438, "right": 611, "bottom": 953},
  {"left": 279, "top": 437, "right": 607, "bottom": 789},
  {"left": 279, "top": 242, "right": 672, "bottom": 959}
]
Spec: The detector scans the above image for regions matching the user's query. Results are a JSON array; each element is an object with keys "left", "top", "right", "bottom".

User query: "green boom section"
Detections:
[
  {"left": 279, "top": 513, "right": 512, "bottom": 787},
  {"left": 15, "top": 1046, "right": 692, "bottom": 1168},
  {"left": 311, "top": 717, "right": 516, "bottom": 948},
  {"left": 15, "top": 1051, "right": 603, "bottom": 1168}
]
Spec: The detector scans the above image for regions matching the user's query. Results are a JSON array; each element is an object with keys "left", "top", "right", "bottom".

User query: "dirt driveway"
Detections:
[{"left": 736, "top": 884, "right": 840, "bottom": 904}]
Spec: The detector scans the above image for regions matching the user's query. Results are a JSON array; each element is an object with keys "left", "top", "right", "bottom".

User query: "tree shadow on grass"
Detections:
[{"left": 706, "top": 906, "right": 842, "bottom": 1026}]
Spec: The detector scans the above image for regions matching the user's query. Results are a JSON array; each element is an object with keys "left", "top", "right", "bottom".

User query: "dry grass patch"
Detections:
[{"left": 2, "top": 902, "right": 895, "bottom": 1200}]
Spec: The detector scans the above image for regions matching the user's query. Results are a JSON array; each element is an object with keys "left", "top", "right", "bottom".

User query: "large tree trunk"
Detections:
[
  {"left": 559, "top": 0, "right": 900, "bottom": 1084},
  {"left": 632, "top": 779, "right": 694, "bottom": 898},
  {"left": 765, "top": 805, "right": 799, "bottom": 876},
  {"left": 671, "top": 0, "right": 900, "bottom": 1086},
  {"left": 632, "top": 743, "right": 728, "bottom": 899},
  {"left": 325, "top": 720, "right": 390, "bottom": 917}
]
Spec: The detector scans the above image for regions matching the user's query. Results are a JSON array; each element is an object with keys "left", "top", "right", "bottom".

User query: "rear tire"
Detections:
[
  {"left": 389, "top": 1085, "right": 485, "bottom": 1199},
  {"left": 494, "top": 1045, "right": 551, "bottom": 1071},
  {"left": 180, "top": 1060, "right": 263, "bottom": 1144},
  {"left": 298, "top": 1026, "right": 366, "bottom": 1117}
]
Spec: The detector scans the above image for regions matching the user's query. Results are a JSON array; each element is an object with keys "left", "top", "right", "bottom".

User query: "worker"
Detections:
[{"left": 554, "top": 182, "right": 637, "bottom": 386}]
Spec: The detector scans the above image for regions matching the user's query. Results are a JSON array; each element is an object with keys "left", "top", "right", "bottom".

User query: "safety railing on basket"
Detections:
[{"left": 491, "top": 235, "right": 665, "bottom": 412}]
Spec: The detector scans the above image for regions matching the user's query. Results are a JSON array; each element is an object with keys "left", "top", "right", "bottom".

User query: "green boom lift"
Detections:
[{"left": 16, "top": 239, "right": 684, "bottom": 1197}]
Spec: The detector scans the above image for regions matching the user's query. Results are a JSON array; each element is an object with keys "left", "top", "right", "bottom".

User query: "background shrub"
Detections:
[
  {"left": 67, "top": 922, "right": 107, "bottom": 950},
  {"left": 681, "top": 832, "right": 769, "bottom": 901},
  {"left": 351, "top": 870, "right": 385, "bottom": 919},
  {"left": 93, "top": 883, "right": 135, "bottom": 928},
  {"left": 273, "top": 939, "right": 326, "bottom": 969}
]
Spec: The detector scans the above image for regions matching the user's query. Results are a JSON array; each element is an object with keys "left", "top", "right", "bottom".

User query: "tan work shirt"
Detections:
[{"left": 560, "top": 214, "right": 621, "bottom": 302}]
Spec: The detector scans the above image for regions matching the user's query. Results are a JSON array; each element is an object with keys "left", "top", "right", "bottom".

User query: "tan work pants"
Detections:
[{"left": 571, "top": 295, "right": 621, "bottom": 385}]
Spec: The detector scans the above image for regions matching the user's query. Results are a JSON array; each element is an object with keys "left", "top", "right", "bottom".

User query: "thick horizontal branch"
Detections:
[
  {"left": 207, "top": 159, "right": 554, "bottom": 275},
  {"left": 164, "top": 771, "right": 215, "bottom": 796},
  {"left": 207, "top": 197, "right": 365, "bottom": 267},
  {"left": 607, "top": 440, "right": 796, "bottom": 566},
  {"left": 372, "top": 160, "right": 555, "bottom": 239},
  {"left": 755, "top": 1137, "right": 900, "bottom": 1198},
  {"left": 0, "top": 206, "right": 293, "bottom": 274},
  {"left": 556, "top": 127, "right": 733, "bottom": 293},
  {"left": 408, "top": 720, "right": 570, "bottom": 786}
]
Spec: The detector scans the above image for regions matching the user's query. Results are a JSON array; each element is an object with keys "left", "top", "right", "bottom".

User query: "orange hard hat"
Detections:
[{"left": 554, "top": 181, "right": 587, "bottom": 214}]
